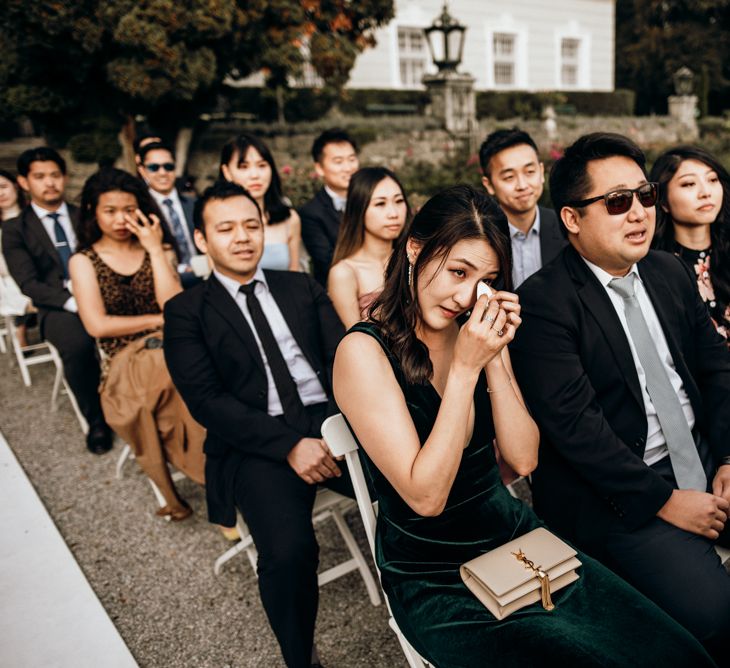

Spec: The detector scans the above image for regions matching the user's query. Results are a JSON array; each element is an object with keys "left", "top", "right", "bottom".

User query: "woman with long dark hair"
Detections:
[
  {"left": 651, "top": 145, "right": 730, "bottom": 340},
  {"left": 69, "top": 167, "right": 205, "bottom": 520},
  {"left": 328, "top": 167, "right": 409, "bottom": 327},
  {"left": 333, "top": 185, "right": 713, "bottom": 667},
  {"left": 219, "top": 133, "right": 303, "bottom": 271}
]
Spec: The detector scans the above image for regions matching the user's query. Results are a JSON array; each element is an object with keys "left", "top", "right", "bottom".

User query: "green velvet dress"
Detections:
[{"left": 350, "top": 323, "right": 714, "bottom": 668}]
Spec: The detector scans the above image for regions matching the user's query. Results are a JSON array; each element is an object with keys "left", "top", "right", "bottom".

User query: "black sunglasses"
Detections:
[
  {"left": 144, "top": 162, "right": 175, "bottom": 173},
  {"left": 566, "top": 182, "right": 658, "bottom": 215}
]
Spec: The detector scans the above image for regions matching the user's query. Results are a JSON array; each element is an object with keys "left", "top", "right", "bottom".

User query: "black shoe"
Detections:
[{"left": 86, "top": 423, "right": 113, "bottom": 455}]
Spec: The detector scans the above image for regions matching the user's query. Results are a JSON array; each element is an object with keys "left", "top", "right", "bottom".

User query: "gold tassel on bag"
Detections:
[{"left": 512, "top": 549, "right": 556, "bottom": 611}]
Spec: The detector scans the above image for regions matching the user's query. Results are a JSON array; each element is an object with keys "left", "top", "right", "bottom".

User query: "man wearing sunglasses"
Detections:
[
  {"left": 139, "top": 142, "right": 200, "bottom": 286},
  {"left": 511, "top": 132, "right": 730, "bottom": 661}
]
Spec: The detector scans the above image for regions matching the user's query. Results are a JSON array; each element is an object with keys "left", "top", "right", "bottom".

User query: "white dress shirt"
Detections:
[
  {"left": 508, "top": 207, "right": 542, "bottom": 288},
  {"left": 214, "top": 268, "right": 328, "bottom": 416},
  {"left": 324, "top": 185, "right": 346, "bottom": 213},
  {"left": 582, "top": 258, "right": 695, "bottom": 466},
  {"left": 149, "top": 188, "right": 196, "bottom": 263},
  {"left": 31, "top": 201, "right": 78, "bottom": 312}
]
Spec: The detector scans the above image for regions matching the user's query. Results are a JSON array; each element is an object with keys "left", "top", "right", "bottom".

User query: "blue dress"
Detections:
[
  {"left": 260, "top": 242, "right": 290, "bottom": 271},
  {"left": 347, "top": 322, "right": 715, "bottom": 668}
]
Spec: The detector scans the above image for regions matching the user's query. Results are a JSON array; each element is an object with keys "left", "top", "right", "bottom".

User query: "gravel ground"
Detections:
[{"left": 0, "top": 350, "right": 407, "bottom": 668}]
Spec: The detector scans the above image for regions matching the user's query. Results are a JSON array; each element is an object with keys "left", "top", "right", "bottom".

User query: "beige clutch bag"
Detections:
[{"left": 460, "top": 527, "right": 582, "bottom": 620}]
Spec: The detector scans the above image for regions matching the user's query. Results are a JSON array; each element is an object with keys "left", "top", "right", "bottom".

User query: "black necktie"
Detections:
[
  {"left": 49, "top": 212, "right": 71, "bottom": 279},
  {"left": 239, "top": 281, "right": 311, "bottom": 435}
]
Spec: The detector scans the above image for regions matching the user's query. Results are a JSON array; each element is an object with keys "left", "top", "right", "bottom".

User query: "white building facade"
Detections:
[{"left": 346, "top": 0, "right": 615, "bottom": 92}]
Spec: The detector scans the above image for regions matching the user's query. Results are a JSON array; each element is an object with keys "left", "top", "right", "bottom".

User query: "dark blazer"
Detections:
[
  {"left": 299, "top": 187, "right": 342, "bottom": 286},
  {"left": 1, "top": 203, "right": 80, "bottom": 324},
  {"left": 511, "top": 245, "right": 730, "bottom": 550},
  {"left": 163, "top": 270, "right": 345, "bottom": 526},
  {"left": 537, "top": 206, "right": 567, "bottom": 266}
]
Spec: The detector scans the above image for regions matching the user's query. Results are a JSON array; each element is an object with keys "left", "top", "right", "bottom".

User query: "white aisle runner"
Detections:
[{"left": 0, "top": 431, "right": 138, "bottom": 668}]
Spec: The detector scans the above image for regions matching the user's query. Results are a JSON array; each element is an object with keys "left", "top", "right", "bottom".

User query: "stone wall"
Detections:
[{"left": 0, "top": 114, "right": 701, "bottom": 203}]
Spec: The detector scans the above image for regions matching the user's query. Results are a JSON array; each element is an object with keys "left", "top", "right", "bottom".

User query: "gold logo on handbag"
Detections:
[
  {"left": 459, "top": 528, "right": 582, "bottom": 620},
  {"left": 512, "top": 549, "right": 555, "bottom": 611}
]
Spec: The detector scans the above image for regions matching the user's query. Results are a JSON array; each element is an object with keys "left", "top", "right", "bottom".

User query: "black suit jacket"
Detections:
[
  {"left": 163, "top": 270, "right": 345, "bottom": 526},
  {"left": 511, "top": 245, "right": 730, "bottom": 550},
  {"left": 299, "top": 187, "right": 342, "bottom": 286},
  {"left": 537, "top": 206, "right": 567, "bottom": 267},
  {"left": 1, "top": 203, "right": 80, "bottom": 325}
]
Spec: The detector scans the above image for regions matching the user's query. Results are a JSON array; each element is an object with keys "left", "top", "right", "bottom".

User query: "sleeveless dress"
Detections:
[
  {"left": 347, "top": 322, "right": 714, "bottom": 668},
  {"left": 260, "top": 242, "right": 290, "bottom": 271},
  {"left": 80, "top": 247, "right": 159, "bottom": 363},
  {"left": 81, "top": 247, "right": 206, "bottom": 487}
]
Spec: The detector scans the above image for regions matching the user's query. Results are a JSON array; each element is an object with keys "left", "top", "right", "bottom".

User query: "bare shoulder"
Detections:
[
  {"left": 328, "top": 258, "right": 357, "bottom": 283},
  {"left": 69, "top": 250, "right": 94, "bottom": 273},
  {"left": 334, "top": 330, "right": 396, "bottom": 405}
]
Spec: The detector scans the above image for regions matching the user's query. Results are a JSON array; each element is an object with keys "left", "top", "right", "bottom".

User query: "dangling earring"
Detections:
[{"left": 407, "top": 259, "right": 414, "bottom": 287}]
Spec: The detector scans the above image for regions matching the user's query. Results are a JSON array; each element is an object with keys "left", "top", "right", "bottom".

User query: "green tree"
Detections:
[
  {"left": 0, "top": 0, "right": 394, "bottom": 168},
  {"left": 615, "top": 0, "right": 730, "bottom": 115}
]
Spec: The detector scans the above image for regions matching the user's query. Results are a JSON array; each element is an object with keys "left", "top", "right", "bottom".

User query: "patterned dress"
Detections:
[
  {"left": 673, "top": 243, "right": 730, "bottom": 341},
  {"left": 80, "top": 247, "right": 160, "bottom": 363}
]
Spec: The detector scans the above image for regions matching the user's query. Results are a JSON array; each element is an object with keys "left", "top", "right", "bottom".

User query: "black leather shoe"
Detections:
[{"left": 86, "top": 423, "right": 113, "bottom": 455}]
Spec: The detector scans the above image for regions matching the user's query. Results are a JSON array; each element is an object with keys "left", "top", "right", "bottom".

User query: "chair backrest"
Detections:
[
  {"left": 322, "top": 413, "right": 431, "bottom": 668},
  {"left": 321, "top": 413, "right": 378, "bottom": 557}
]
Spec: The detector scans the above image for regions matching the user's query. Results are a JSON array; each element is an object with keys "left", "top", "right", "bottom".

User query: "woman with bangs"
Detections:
[
  {"left": 327, "top": 167, "right": 409, "bottom": 328},
  {"left": 219, "top": 133, "right": 303, "bottom": 272},
  {"left": 69, "top": 167, "right": 205, "bottom": 521},
  {"left": 332, "top": 184, "right": 714, "bottom": 667},
  {"left": 651, "top": 145, "right": 730, "bottom": 341}
]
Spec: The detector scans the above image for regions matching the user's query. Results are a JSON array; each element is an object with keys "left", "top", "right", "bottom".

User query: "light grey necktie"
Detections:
[{"left": 609, "top": 274, "right": 707, "bottom": 491}]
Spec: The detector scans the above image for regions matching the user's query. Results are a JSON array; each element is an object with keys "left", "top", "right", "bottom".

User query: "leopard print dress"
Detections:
[{"left": 80, "top": 247, "right": 160, "bottom": 364}]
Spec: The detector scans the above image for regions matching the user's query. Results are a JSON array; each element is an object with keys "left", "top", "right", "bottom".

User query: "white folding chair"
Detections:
[
  {"left": 322, "top": 413, "right": 430, "bottom": 668},
  {"left": 214, "top": 487, "right": 382, "bottom": 607},
  {"left": 46, "top": 341, "right": 89, "bottom": 435}
]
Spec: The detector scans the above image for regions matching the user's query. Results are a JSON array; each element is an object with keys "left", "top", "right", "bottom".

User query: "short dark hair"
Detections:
[
  {"left": 133, "top": 134, "right": 162, "bottom": 155},
  {"left": 478, "top": 128, "right": 539, "bottom": 177},
  {"left": 194, "top": 180, "right": 262, "bottom": 235},
  {"left": 311, "top": 128, "right": 358, "bottom": 163},
  {"left": 138, "top": 141, "right": 175, "bottom": 165},
  {"left": 549, "top": 132, "right": 646, "bottom": 224},
  {"left": 17, "top": 147, "right": 66, "bottom": 177}
]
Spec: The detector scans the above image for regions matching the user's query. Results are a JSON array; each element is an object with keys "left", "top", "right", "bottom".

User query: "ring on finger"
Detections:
[
  {"left": 485, "top": 315, "right": 495, "bottom": 324},
  {"left": 497, "top": 329, "right": 504, "bottom": 336}
]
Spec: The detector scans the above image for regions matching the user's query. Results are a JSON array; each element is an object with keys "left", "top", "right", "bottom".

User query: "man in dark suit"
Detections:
[
  {"left": 511, "top": 132, "right": 730, "bottom": 661},
  {"left": 1, "top": 147, "right": 111, "bottom": 453},
  {"left": 138, "top": 141, "right": 200, "bottom": 287},
  {"left": 479, "top": 127, "right": 566, "bottom": 288},
  {"left": 299, "top": 128, "right": 359, "bottom": 286},
  {"left": 164, "top": 181, "right": 348, "bottom": 668}
]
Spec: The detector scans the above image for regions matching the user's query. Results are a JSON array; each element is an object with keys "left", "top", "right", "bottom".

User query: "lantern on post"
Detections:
[
  {"left": 421, "top": 3, "right": 476, "bottom": 143},
  {"left": 424, "top": 4, "right": 467, "bottom": 73}
]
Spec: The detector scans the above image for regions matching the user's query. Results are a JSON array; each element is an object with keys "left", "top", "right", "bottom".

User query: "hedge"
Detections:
[{"left": 476, "top": 89, "right": 636, "bottom": 119}]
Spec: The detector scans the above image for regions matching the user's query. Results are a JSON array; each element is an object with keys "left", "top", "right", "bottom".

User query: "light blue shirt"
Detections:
[
  {"left": 508, "top": 208, "right": 542, "bottom": 288},
  {"left": 213, "top": 267, "right": 328, "bottom": 415}
]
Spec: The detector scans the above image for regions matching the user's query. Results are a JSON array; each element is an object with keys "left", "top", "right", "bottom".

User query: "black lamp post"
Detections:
[{"left": 424, "top": 3, "right": 467, "bottom": 73}]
